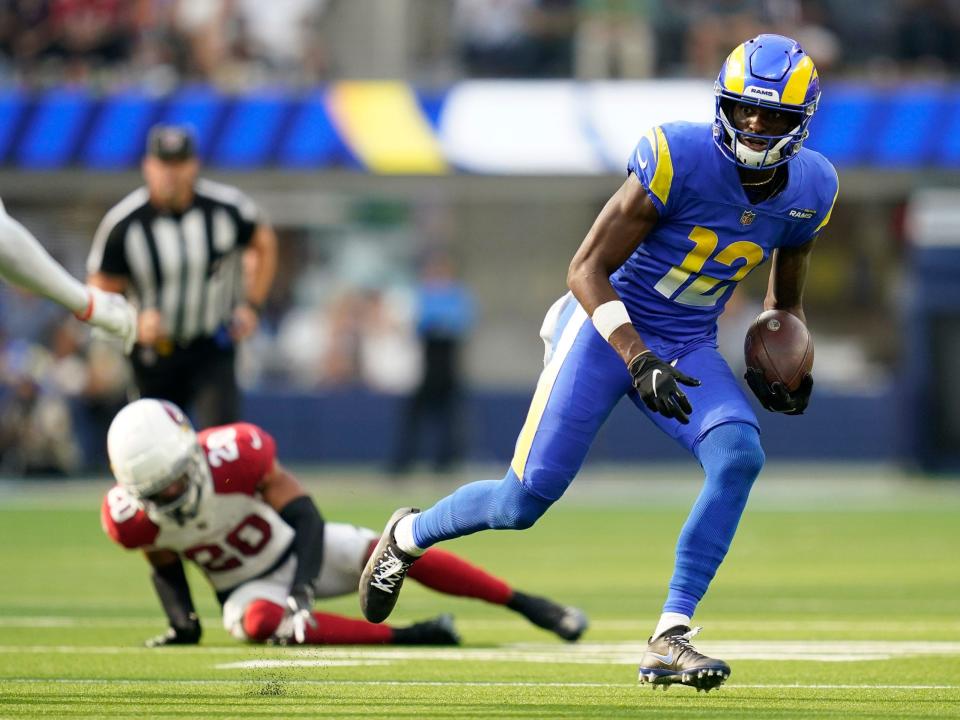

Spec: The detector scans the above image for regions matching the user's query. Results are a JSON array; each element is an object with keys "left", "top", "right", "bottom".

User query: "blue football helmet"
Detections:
[{"left": 713, "top": 34, "right": 820, "bottom": 169}]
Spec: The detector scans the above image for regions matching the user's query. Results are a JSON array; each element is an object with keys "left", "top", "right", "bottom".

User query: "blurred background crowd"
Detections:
[
  {"left": 0, "top": 0, "right": 954, "bottom": 475},
  {"left": 1, "top": 0, "right": 958, "bottom": 89}
]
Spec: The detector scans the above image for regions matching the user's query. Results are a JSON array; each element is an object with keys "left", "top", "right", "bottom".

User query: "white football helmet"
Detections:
[{"left": 107, "top": 399, "right": 210, "bottom": 519}]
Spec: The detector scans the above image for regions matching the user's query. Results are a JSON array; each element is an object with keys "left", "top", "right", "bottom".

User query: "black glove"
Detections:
[
  {"left": 629, "top": 351, "right": 701, "bottom": 424},
  {"left": 145, "top": 615, "right": 201, "bottom": 648},
  {"left": 744, "top": 368, "right": 813, "bottom": 415}
]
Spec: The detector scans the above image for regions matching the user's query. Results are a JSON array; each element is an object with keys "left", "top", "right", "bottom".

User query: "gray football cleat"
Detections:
[
  {"left": 637, "top": 625, "right": 730, "bottom": 692},
  {"left": 359, "top": 507, "right": 421, "bottom": 623}
]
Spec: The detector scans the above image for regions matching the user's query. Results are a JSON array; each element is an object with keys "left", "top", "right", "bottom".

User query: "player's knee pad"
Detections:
[
  {"left": 486, "top": 471, "right": 552, "bottom": 530},
  {"left": 697, "top": 422, "right": 765, "bottom": 484},
  {"left": 241, "top": 599, "right": 285, "bottom": 643}
]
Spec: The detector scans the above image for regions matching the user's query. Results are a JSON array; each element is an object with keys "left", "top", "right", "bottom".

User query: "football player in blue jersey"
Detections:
[{"left": 359, "top": 34, "right": 838, "bottom": 691}]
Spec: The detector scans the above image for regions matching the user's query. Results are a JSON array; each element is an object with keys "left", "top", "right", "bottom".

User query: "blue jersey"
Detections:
[{"left": 611, "top": 121, "right": 838, "bottom": 347}]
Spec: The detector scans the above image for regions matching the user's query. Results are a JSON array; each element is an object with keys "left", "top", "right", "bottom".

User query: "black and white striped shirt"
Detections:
[{"left": 87, "top": 179, "right": 261, "bottom": 345}]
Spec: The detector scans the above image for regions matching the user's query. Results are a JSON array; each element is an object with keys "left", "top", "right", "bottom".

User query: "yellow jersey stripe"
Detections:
[
  {"left": 782, "top": 56, "right": 815, "bottom": 106},
  {"left": 648, "top": 127, "right": 674, "bottom": 206},
  {"left": 327, "top": 82, "right": 447, "bottom": 174},
  {"left": 723, "top": 44, "right": 746, "bottom": 95},
  {"left": 814, "top": 181, "right": 839, "bottom": 234},
  {"left": 511, "top": 306, "right": 588, "bottom": 480}
]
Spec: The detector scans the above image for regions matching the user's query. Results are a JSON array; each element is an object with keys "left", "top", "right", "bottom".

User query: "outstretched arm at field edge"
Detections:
[
  {"left": 0, "top": 201, "right": 90, "bottom": 312},
  {"left": 764, "top": 239, "right": 815, "bottom": 324},
  {"left": 566, "top": 173, "right": 659, "bottom": 367},
  {"left": 0, "top": 203, "right": 138, "bottom": 351},
  {"left": 144, "top": 549, "right": 201, "bottom": 647}
]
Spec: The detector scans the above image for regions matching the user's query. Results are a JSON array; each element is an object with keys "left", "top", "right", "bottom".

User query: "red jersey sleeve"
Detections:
[
  {"left": 100, "top": 486, "right": 159, "bottom": 549},
  {"left": 200, "top": 423, "right": 277, "bottom": 496}
]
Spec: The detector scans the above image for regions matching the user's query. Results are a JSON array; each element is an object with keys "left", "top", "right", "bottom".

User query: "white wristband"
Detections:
[{"left": 591, "top": 300, "right": 631, "bottom": 341}]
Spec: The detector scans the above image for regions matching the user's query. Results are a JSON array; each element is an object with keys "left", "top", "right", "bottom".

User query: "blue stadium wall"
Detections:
[
  {"left": 0, "top": 81, "right": 957, "bottom": 172},
  {"left": 242, "top": 388, "right": 899, "bottom": 465}
]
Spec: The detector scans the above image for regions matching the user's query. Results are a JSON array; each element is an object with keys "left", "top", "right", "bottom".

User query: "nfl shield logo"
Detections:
[{"left": 739, "top": 210, "right": 757, "bottom": 225}]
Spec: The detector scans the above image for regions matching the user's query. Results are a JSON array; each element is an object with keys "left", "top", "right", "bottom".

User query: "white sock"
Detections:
[
  {"left": 652, "top": 612, "right": 691, "bottom": 639},
  {"left": 392, "top": 513, "right": 425, "bottom": 557}
]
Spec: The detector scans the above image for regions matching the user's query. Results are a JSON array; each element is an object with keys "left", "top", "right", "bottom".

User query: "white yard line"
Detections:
[
  {"left": 2, "top": 678, "right": 957, "bottom": 691},
  {"left": 2, "top": 640, "right": 960, "bottom": 664},
  {"left": 5, "top": 616, "right": 960, "bottom": 635}
]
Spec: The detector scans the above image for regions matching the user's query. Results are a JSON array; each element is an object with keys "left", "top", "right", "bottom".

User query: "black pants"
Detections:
[
  {"left": 390, "top": 383, "right": 463, "bottom": 473},
  {"left": 131, "top": 337, "right": 240, "bottom": 428}
]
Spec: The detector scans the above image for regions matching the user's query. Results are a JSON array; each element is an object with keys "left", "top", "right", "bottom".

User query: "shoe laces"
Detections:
[
  {"left": 663, "top": 626, "right": 704, "bottom": 660},
  {"left": 370, "top": 546, "right": 412, "bottom": 594}
]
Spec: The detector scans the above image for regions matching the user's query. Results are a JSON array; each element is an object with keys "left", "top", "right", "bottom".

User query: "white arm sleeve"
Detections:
[{"left": 0, "top": 203, "right": 89, "bottom": 313}]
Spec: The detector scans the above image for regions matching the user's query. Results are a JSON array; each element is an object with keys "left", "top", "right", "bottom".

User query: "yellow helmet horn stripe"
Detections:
[
  {"left": 723, "top": 44, "right": 746, "bottom": 95},
  {"left": 782, "top": 56, "right": 816, "bottom": 106}
]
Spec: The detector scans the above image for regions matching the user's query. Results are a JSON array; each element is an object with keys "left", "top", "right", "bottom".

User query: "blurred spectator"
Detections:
[
  {"left": 453, "top": 0, "right": 574, "bottom": 78},
  {"left": 235, "top": 0, "right": 328, "bottom": 83},
  {"left": 453, "top": 0, "right": 539, "bottom": 77},
  {"left": 77, "top": 335, "right": 129, "bottom": 468},
  {"left": 791, "top": 0, "right": 841, "bottom": 74},
  {"left": 45, "top": 317, "right": 130, "bottom": 469},
  {"left": 0, "top": 0, "right": 56, "bottom": 78},
  {"left": 390, "top": 252, "right": 476, "bottom": 475},
  {"left": 321, "top": 290, "right": 366, "bottom": 385},
  {"left": 575, "top": 0, "right": 658, "bottom": 78},
  {"left": 1, "top": 0, "right": 958, "bottom": 86},
  {"left": 896, "top": 0, "right": 960, "bottom": 76},
  {"left": 684, "top": 0, "right": 766, "bottom": 77},
  {"left": 171, "top": 0, "right": 235, "bottom": 82},
  {"left": 46, "top": 0, "right": 137, "bottom": 83},
  {"left": 0, "top": 287, "right": 63, "bottom": 345},
  {"left": 358, "top": 289, "right": 420, "bottom": 395},
  {"left": 0, "top": 339, "right": 80, "bottom": 476},
  {"left": 529, "top": 0, "right": 577, "bottom": 77}
]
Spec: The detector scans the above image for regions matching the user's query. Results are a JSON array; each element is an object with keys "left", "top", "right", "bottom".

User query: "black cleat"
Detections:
[
  {"left": 392, "top": 613, "right": 461, "bottom": 646},
  {"left": 359, "top": 507, "right": 420, "bottom": 623},
  {"left": 507, "top": 591, "right": 589, "bottom": 642},
  {"left": 637, "top": 625, "right": 730, "bottom": 692}
]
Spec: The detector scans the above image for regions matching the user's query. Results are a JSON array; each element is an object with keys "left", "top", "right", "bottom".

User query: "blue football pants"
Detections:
[{"left": 413, "top": 300, "right": 765, "bottom": 618}]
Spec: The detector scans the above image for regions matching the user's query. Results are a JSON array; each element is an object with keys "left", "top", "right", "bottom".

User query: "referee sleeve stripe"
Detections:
[
  {"left": 195, "top": 178, "right": 260, "bottom": 224},
  {"left": 86, "top": 187, "right": 149, "bottom": 274}
]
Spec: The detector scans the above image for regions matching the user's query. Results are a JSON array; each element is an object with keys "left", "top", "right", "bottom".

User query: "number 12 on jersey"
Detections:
[{"left": 654, "top": 226, "right": 764, "bottom": 307}]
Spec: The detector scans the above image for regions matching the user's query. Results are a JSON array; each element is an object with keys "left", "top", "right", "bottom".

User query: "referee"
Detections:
[{"left": 86, "top": 125, "right": 278, "bottom": 427}]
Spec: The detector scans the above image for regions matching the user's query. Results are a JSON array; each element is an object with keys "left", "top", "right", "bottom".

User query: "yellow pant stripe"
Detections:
[{"left": 511, "top": 305, "right": 588, "bottom": 480}]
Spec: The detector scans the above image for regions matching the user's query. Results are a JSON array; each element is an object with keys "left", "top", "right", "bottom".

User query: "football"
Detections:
[{"left": 744, "top": 310, "right": 814, "bottom": 392}]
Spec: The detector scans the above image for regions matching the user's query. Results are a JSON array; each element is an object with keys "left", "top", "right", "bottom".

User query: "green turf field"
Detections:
[{"left": 1, "top": 468, "right": 959, "bottom": 719}]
